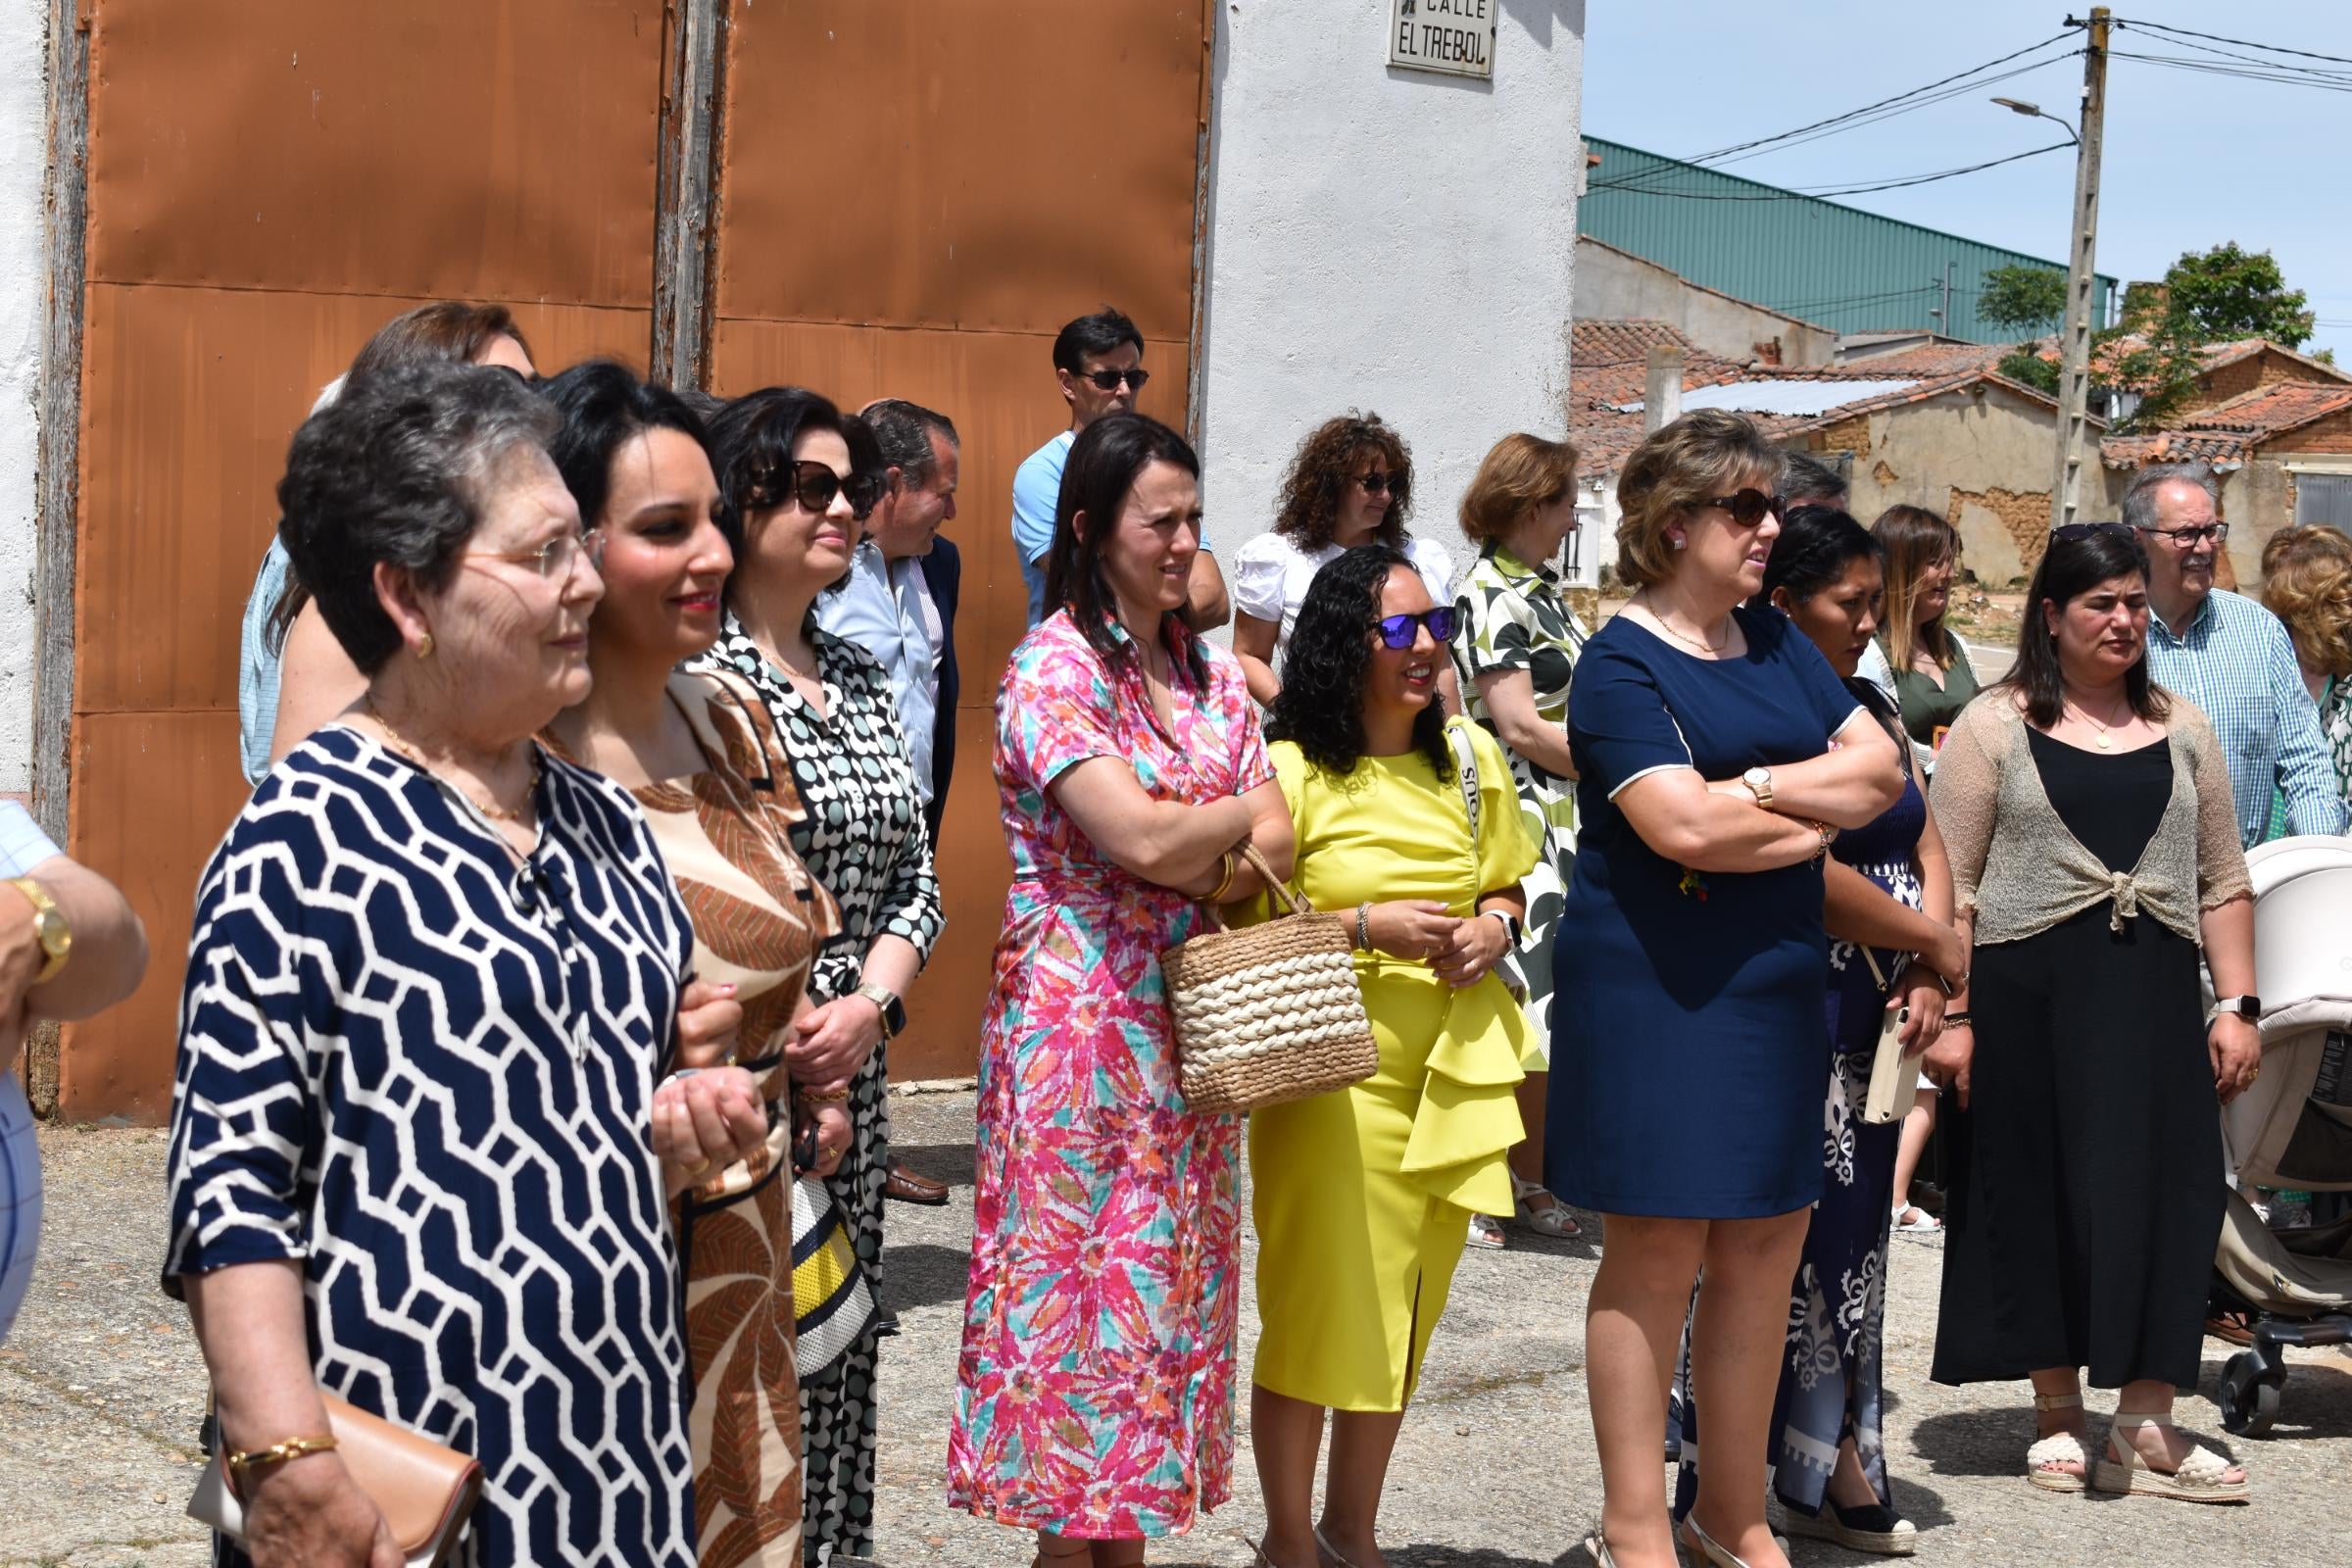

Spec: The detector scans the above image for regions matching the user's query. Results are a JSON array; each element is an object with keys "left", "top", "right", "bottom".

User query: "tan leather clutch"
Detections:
[{"left": 186, "top": 1393, "right": 483, "bottom": 1568}]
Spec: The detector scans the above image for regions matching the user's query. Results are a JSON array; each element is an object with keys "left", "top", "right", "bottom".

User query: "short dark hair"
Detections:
[
  {"left": 537, "top": 360, "right": 731, "bottom": 556},
  {"left": 1753, "top": 505, "right": 1881, "bottom": 610},
  {"left": 861, "top": 398, "right": 958, "bottom": 488},
  {"left": 1267, "top": 544, "right": 1450, "bottom": 783},
  {"left": 348, "top": 301, "right": 533, "bottom": 386},
  {"left": 276, "top": 362, "right": 562, "bottom": 675},
  {"left": 1993, "top": 524, "right": 2170, "bottom": 729},
  {"left": 1042, "top": 412, "right": 1207, "bottom": 691},
  {"left": 1781, "top": 451, "right": 1849, "bottom": 508},
  {"left": 1052, "top": 308, "right": 1145, "bottom": 375}
]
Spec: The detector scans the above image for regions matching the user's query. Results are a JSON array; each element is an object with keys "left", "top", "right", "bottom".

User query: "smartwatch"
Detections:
[
  {"left": 2209, "top": 995, "right": 2262, "bottom": 1023},
  {"left": 1485, "top": 909, "right": 1524, "bottom": 949},
  {"left": 854, "top": 982, "right": 906, "bottom": 1041}
]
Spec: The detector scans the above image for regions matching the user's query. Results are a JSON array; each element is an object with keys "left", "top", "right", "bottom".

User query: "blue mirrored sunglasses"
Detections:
[{"left": 1374, "top": 608, "right": 1457, "bottom": 649}]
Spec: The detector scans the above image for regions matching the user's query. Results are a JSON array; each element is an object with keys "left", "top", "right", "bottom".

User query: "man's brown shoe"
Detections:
[{"left": 884, "top": 1161, "right": 949, "bottom": 1205}]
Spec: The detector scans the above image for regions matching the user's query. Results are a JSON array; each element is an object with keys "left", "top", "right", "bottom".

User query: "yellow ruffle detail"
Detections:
[{"left": 1396, "top": 973, "right": 1528, "bottom": 1216}]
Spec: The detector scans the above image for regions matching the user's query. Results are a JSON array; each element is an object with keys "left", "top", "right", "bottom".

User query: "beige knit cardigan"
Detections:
[{"left": 1928, "top": 694, "right": 2251, "bottom": 947}]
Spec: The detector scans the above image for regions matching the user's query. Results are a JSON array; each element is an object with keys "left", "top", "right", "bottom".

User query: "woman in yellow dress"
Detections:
[{"left": 1248, "top": 543, "right": 1539, "bottom": 1568}]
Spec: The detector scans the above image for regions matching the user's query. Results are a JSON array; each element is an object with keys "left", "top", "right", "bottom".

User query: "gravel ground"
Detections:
[{"left": 7, "top": 1095, "right": 2349, "bottom": 1567}]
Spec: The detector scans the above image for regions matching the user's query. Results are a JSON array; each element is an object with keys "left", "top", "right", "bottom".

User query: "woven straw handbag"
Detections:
[{"left": 1160, "top": 843, "right": 1378, "bottom": 1115}]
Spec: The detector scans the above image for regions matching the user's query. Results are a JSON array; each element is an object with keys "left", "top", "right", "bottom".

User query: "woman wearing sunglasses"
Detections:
[
  {"left": 1548, "top": 411, "right": 1903, "bottom": 1568},
  {"left": 1231, "top": 413, "right": 1460, "bottom": 713},
  {"left": 1247, "top": 544, "right": 1538, "bottom": 1568},
  {"left": 693, "top": 386, "right": 944, "bottom": 1567},
  {"left": 538, "top": 363, "right": 845, "bottom": 1568},
  {"left": 1929, "top": 522, "right": 2256, "bottom": 1505}
]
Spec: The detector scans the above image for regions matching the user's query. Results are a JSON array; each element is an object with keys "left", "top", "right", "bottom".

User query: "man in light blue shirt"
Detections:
[
  {"left": 2129, "top": 466, "right": 2349, "bottom": 846},
  {"left": 820, "top": 402, "right": 961, "bottom": 808},
  {"left": 1012, "top": 306, "right": 1227, "bottom": 630}
]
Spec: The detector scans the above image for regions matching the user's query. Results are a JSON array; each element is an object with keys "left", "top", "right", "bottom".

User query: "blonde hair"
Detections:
[
  {"left": 2261, "top": 525, "right": 2352, "bottom": 680},
  {"left": 1459, "top": 432, "right": 1580, "bottom": 546},
  {"left": 1613, "top": 410, "right": 1786, "bottom": 589},
  {"left": 1873, "top": 505, "right": 1964, "bottom": 672}
]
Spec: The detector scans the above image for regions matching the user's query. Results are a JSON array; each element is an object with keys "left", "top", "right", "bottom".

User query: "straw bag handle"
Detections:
[{"left": 1235, "top": 841, "right": 1313, "bottom": 918}]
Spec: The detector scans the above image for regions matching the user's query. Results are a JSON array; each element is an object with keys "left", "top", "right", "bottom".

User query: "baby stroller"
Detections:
[{"left": 2210, "top": 834, "right": 2352, "bottom": 1437}]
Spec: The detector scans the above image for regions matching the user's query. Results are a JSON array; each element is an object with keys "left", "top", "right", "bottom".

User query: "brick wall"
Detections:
[
  {"left": 2270, "top": 408, "right": 2352, "bottom": 455},
  {"left": 1810, "top": 414, "right": 1871, "bottom": 455},
  {"left": 1948, "top": 484, "right": 2053, "bottom": 567}
]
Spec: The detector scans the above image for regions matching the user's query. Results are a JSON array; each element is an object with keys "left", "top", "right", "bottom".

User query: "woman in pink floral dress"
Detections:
[{"left": 950, "top": 415, "right": 1293, "bottom": 1566}]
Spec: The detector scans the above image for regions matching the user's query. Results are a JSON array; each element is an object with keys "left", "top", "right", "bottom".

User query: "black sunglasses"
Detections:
[
  {"left": 1374, "top": 607, "right": 1457, "bottom": 649},
  {"left": 1354, "top": 470, "right": 1407, "bottom": 498},
  {"left": 1075, "top": 367, "right": 1150, "bottom": 392},
  {"left": 1703, "top": 489, "right": 1787, "bottom": 526},
  {"left": 2052, "top": 521, "right": 2135, "bottom": 544},
  {"left": 753, "top": 460, "right": 886, "bottom": 520}
]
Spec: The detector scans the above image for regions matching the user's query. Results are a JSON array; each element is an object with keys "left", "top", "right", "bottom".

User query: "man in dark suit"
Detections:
[{"left": 840, "top": 399, "right": 961, "bottom": 1207}]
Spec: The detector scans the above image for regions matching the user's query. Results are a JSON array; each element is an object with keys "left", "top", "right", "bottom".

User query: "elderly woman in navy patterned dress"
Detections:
[
  {"left": 167, "top": 364, "right": 766, "bottom": 1568},
  {"left": 694, "top": 385, "right": 945, "bottom": 1566}
]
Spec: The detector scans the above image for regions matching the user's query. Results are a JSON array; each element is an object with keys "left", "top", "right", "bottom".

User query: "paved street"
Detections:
[{"left": 6, "top": 1092, "right": 2348, "bottom": 1567}]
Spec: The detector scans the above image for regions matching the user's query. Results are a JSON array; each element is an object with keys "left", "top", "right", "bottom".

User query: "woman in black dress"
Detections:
[{"left": 1928, "top": 524, "right": 2260, "bottom": 1504}]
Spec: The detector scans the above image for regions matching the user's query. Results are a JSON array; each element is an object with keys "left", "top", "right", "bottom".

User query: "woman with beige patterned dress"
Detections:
[{"left": 541, "top": 362, "right": 843, "bottom": 1568}]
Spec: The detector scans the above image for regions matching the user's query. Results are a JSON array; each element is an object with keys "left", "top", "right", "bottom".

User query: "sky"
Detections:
[{"left": 1580, "top": 1, "right": 2352, "bottom": 358}]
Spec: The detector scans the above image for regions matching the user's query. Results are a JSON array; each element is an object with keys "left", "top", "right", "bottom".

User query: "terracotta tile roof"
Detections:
[{"left": 2099, "top": 379, "right": 2352, "bottom": 470}]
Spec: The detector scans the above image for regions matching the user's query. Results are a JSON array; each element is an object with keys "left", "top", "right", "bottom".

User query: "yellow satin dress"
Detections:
[{"left": 1245, "top": 721, "right": 1540, "bottom": 1411}]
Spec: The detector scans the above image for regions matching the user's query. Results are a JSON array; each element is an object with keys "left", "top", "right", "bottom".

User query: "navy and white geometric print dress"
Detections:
[{"left": 165, "top": 727, "right": 699, "bottom": 1568}]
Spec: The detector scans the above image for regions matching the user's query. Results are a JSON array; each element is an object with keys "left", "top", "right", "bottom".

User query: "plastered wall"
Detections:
[
  {"left": 0, "top": 0, "right": 43, "bottom": 798},
  {"left": 1197, "top": 1, "right": 1585, "bottom": 581}
]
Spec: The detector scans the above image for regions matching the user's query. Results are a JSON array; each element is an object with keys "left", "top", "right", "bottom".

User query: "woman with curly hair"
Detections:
[
  {"left": 1232, "top": 413, "right": 1458, "bottom": 710},
  {"left": 1246, "top": 544, "right": 1538, "bottom": 1568},
  {"left": 2258, "top": 524, "right": 2352, "bottom": 828}
]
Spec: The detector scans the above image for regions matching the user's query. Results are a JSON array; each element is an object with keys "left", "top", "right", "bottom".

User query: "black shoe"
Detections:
[{"left": 871, "top": 1310, "right": 902, "bottom": 1339}]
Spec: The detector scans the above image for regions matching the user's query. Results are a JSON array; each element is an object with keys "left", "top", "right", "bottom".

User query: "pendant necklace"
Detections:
[{"left": 2063, "top": 695, "right": 2127, "bottom": 750}]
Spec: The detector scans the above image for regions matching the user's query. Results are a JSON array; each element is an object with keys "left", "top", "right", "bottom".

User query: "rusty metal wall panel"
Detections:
[
  {"left": 76, "top": 286, "right": 652, "bottom": 716},
  {"left": 714, "top": 0, "right": 1206, "bottom": 338},
  {"left": 56, "top": 710, "right": 249, "bottom": 1123},
  {"left": 86, "top": 0, "right": 664, "bottom": 306}
]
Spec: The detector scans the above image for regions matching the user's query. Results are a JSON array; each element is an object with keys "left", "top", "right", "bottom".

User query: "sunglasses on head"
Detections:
[
  {"left": 1353, "top": 470, "right": 1406, "bottom": 498},
  {"left": 2052, "top": 521, "right": 2135, "bottom": 544},
  {"left": 753, "top": 460, "right": 886, "bottom": 520},
  {"left": 1703, "top": 489, "right": 1787, "bottom": 527},
  {"left": 1075, "top": 367, "right": 1150, "bottom": 392},
  {"left": 1373, "top": 607, "right": 1457, "bottom": 649}
]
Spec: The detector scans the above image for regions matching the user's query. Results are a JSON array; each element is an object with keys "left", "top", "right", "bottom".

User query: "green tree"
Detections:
[
  {"left": 1996, "top": 346, "right": 2059, "bottom": 395},
  {"left": 2159, "top": 241, "right": 2315, "bottom": 348},
  {"left": 1979, "top": 265, "right": 2068, "bottom": 336}
]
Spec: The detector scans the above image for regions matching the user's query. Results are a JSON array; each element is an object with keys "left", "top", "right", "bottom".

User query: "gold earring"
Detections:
[{"left": 416, "top": 632, "right": 434, "bottom": 660}]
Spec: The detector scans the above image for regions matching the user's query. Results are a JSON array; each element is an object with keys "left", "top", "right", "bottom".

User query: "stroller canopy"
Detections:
[{"left": 2223, "top": 836, "right": 2352, "bottom": 1194}]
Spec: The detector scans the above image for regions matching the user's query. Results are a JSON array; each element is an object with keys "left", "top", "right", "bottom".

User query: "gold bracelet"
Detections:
[
  {"left": 224, "top": 1432, "right": 340, "bottom": 1481},
  {"left": 798, "top": 1086, "right": 852, "bottom": 1105},
  {"left": 1207, "top": 849, "right": 1240, "bottom": 905}
]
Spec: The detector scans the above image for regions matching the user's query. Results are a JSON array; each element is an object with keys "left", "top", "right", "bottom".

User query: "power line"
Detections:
[
  {"left": 1586, "top": 32, "right": 2082, "bottom": 195},
  {"left": 1594, "top": 142, "right": 2072, "bottom": 204},
  {"left": 2107, "top": 49, "right": 2352, "bottom": 94},
  {"left": 2116, "top": 18, "right": 2352, "bottom": 72}
]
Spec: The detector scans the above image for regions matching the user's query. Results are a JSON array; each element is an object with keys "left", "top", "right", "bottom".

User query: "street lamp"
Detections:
[{"left": 1990, "top": 96, "right": 2082, "bottom": 147}]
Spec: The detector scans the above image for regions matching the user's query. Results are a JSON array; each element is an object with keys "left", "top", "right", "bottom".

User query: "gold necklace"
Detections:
[
  {"left": 2061, "top": 693, "right": 2131, "bottom": 751},
  {"left": 366, "top": 699, "right": 540, "bottom": 821},
  {"left": 1641, "top": 597, "right": 1730, "bottom": 655}
]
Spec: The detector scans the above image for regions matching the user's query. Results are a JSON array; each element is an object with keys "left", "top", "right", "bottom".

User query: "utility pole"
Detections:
[
  {"left": 1930, "top": 261, "right": 1956, "bottom": 336},
  {"left": 2050, "top": 9, "right": 2109, "bottom": 531}
]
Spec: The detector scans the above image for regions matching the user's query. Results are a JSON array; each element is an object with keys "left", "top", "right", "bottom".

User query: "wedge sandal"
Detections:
[
  {"left": 2026, "top": 1392, "right": 2087, "bottom": 1493},
  {"left": 2091, "top": 1412, "right": 2249, "bottom": 1504}
]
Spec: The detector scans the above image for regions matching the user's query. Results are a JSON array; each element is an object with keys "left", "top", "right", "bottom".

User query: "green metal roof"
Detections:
[{"left": 1580, "top": 136, "right": 2117, "bottom": 343}]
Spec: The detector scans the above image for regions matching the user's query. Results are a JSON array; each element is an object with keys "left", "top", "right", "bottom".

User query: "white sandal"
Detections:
[
  {"left": 2026, "top": 1392, "right": 2087, "bottom": 1493},
  {"left": 2092, "top": 1411, "right": 2250, "bottom": 1504},
  {"left": 1512, "top": 1172, "right": 1583, "bottom": 1238},
  {"left": 1891, "top": 1202, "right": 1939, "bottom": 1233},
  {"left": 1465, "top": 1212, "right": 1506, "bottom": 1250}
]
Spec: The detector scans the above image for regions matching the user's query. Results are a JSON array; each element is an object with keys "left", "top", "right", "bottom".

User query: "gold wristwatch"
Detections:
[{"left": 7, "top": 877, "right": 71, "bottom": 984}]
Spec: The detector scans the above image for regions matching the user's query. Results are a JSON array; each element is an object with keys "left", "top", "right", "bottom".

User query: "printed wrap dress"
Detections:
[
  {"left": 554, "top": 668, "right": 843, "bottom": 1568},
  {"left": 949, "top": 611, "right": 1273, "bottom": 1539},
  {"left": 1454, "top": 540, "right": 1588, "bottom": 1045}
]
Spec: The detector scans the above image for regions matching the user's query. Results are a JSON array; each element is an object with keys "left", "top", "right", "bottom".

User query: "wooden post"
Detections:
[
  {"left": 652, "top": 0, "right": 727, "bottom": 390},
  {"left": 32, "top": 0, "right": 91, "bottom": 846}
]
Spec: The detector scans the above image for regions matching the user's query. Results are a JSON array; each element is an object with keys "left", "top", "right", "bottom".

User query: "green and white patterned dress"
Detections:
[{"left": 1453, "top": 541, "right": 1587, "bottom": 1048}]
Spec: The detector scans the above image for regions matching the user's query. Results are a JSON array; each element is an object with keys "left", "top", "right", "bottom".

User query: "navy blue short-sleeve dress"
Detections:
[{"left": 1545, "top": 607, "right": 1863, "bottom": 1219}]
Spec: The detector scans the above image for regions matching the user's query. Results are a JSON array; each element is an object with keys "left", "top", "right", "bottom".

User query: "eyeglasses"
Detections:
[
  {"left": 1373, "top": 607, "right": 1457, "bottom": 649},
  {"left": 2052, "top": 521, "right": 2135, "bottom": 544},
  {"left": 467, "top": 528, "right": 605, "bottom": 580},
  {"left": 1702, "top": 489, "right": 1786, "bottom": 527},
  {"left": 2132, "top": 522, "right": 2230, "bottom": 549},
  {"left": 1353, "top": 470, "right": 1407, "bottom": 499},
  {"left": 1074, "top": 367, "right": 1150, "bottom": 392},
  {"left": 751, "top": 460, "right": 886, "bottom": 520}
]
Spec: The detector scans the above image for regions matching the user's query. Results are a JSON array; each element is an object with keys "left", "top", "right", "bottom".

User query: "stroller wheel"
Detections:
[{"left": 2218, "top": 1350, "right": 2281, "bottom": 1437}]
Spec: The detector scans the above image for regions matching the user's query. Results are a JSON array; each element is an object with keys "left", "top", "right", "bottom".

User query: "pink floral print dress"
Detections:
[{"left": 948, "top": 611, "right": 1273, "bottom": 1540}]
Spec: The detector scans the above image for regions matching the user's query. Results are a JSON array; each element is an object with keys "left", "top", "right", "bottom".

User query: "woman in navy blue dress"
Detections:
[
  {"left": 1547, "top": 413, "right": 1904, "bottom": 1568},
  {"left": 169, "top": 364, "right": 769, "bottom": 1568}
]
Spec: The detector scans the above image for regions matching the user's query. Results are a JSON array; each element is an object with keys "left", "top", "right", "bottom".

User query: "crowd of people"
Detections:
[{"left": 126, "top": 296, "right": 2352, "bottom": 1568}]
